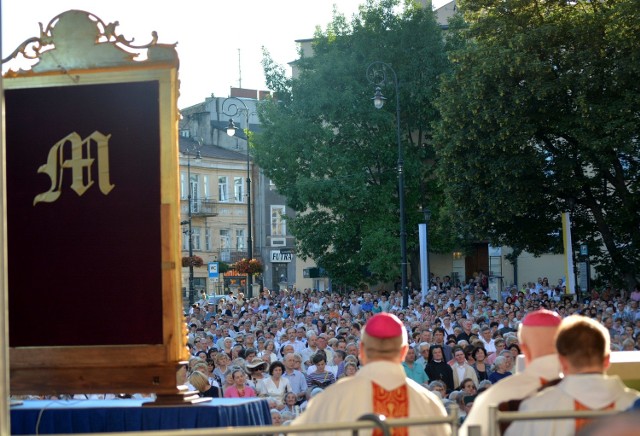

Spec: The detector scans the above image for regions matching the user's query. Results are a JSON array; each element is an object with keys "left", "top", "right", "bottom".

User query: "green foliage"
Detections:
[
  {"left": 255, "top": 0, "right": 451, "bottom": 286},
  {"left": 218, "top": 262, "right": 231, "bottom": 274},
  {"left": 435, "top": 0, "right": 640, "bottom": 288}
]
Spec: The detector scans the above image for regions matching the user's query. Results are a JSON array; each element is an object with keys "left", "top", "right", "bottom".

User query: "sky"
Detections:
[{"left": 2, "top": 0, "right": 449, "bottom": 109}]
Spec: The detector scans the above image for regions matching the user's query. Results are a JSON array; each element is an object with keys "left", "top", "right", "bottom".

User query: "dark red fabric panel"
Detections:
[{"left": 6, "top": 80, "right": 164, "bottom": 346}]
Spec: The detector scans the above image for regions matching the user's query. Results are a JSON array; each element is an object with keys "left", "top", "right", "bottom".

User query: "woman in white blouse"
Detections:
[{"left": 256, "top": 360, "right": 291, "bottom": 410}]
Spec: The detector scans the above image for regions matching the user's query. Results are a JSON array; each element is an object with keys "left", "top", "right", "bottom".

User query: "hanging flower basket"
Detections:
[
  {"left": 234, "top": 258, "right": 264, "bottom": 275},
  {"left": 182, "top": 255, "right": 204, "bottom": 268}
]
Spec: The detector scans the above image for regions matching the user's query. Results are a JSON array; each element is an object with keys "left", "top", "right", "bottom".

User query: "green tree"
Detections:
[
  {"left": 434, "top": 0, "right": 640, "bottom": 289},
  {"left": 255, "top": 0, "right": 450, "bottom": 287}
]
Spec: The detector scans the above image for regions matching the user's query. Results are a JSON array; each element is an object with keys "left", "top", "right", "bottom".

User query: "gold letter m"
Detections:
[{"left": 33, "top": 131, "right": 115, "bottom": 205}]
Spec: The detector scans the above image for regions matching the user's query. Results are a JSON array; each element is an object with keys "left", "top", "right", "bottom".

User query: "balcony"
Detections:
[
  {"left": 218, "top": 250, "right": 249, "bottom": 263},
  {"left": 181, "top": 198, "right": 218, "bottom": 217}
]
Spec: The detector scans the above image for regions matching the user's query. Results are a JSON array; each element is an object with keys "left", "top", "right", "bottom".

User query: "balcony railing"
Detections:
[
  {"left": 219, "top": 249, "right": 231, "bottom": 262},
  {"left": 181, "top": 198, "right": 217, "bottom": 217}
]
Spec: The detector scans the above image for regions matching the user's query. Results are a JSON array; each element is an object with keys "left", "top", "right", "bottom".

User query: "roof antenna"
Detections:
[{"left": 238, "top": 48, "right": 242, "bottom": 89}]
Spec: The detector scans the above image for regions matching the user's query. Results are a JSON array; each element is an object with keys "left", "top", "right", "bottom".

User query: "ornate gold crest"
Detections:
[{"left": 3, "top": 9, "right": 178, "bottom": 77}]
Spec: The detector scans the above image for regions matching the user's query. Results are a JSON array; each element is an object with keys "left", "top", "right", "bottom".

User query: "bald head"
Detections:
[{"left": 360, "top": 330, "right": 407, "bottom": 364}]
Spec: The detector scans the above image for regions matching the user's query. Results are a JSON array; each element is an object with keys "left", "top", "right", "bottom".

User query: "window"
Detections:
[
  {"left": 182, "top": 227, "right": 188, "bottom": 250},
  {"left": 234, "top": 177, "right": 244, "bottom": 202},
  {"left": 271, "top": 205, "right": 287, "bottom": 236},
  {"left": 236, "top": 229, "right": 245, "bottom": 251},
  {"left": 205, "top": 228, "right": 212, "bottom": 251},
  {"left": 180, "top": 172, "right": 186, "bottom": 199},
  {"left": 219, "top": 176, "right": 229, "bottom": 202},
  {"left": 220, "top": 229, "right": 231, "bottom": 262},
  {"left": 190, "top": 174, "right": 199, "bottom": 212},
  {"left": 203, "top": 175, "right": 210, "bottom": 199},
  {"left": 193, "top": 227, "right": 201, "bottom": 250}
]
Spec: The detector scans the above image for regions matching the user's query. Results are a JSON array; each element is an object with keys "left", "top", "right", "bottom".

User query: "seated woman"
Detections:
[
  {"left": 258, "top": 340, "right": 278, "bottom": 364},
  {"left": 188, "top": 370, "right": 222, "bottom": 398},
  {"left": 338, "top": 361, "right": 358, "bottom": 379},
  {"left": 488, "top": 355, "right": 512, "bottom": 384},
  {"left": 508, "top": 343, "right": 521, "bottom": 359},
  {"left": 427, "top": 380, "right": 447, "bottom": 399},
  {"left": 280, "top": 391, "right": 298, "bottom": 415},
  {"left": 224, "top": 368, "right": 257, "bottom": 398},
  {"left": 246, "top": 358, "right": 269, "bottom": 389},
  {"left": 458, "top": 377, "right": 478, "bottom": 398},
  {"left": 305, "top": 352, "right": 336, "bottom": 394},
  {"left": 256, "top": 360, "right": 291, "bottom": 409},
  {"left": 426, "top": 344, "right": 455, "bottom": 393},
  {"left": 213, "top": 353, "right": 231, "bottom": 382},
  {"left": 270, "top": 409, "right": 283, "bottom": 426},
  {"left": 191, "top": 361, "right": 221, "bottom": 390},
  {"left": 471, "top": 346, "right": 492, "bottom": 382}
]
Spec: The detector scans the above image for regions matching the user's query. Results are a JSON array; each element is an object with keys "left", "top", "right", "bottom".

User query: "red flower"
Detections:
[
  {"left": 182, "top": 256, "right": 204, "bottom": 267},
  {"left": 234, "top": 258, "right": 264, "bottom": 275}
]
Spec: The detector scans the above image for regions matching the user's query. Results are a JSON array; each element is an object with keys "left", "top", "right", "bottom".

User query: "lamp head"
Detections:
[
  {"left": 226, "top": 118, "right": 237, "bottom": 137},
  {"left": 372, "top": 87, "right": 386, "bottom": 109}
]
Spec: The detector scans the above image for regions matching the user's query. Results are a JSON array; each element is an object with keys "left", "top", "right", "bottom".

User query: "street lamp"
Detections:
[
  {"left": 184, "top": 142, "right": 201, "bottom": 306},
  {"left": 367, "top": 61, "right": 409, "bottom": 308},
  {"left": 222, "top": 97, "right": 254, "bottom": 298}
]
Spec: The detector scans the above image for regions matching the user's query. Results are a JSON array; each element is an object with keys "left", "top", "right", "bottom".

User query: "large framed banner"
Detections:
[{"left": 3, "top": 10, "right": 188, "bottom": 399}]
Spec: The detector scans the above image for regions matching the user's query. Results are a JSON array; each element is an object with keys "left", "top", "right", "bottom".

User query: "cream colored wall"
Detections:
[
  {"left": 421, "top": 248, "right": 567, "bottom": 290},
  {"left": 500, "top": 250, "right": 566, "bottom": 288},
  {"left": 180, "top": 155, "right": 247, "bottom": 294},
  {"left": 295, "top": 256, "right": 318, "bottom": 290},
  {"left": 433, "top": 0, "right": 457, "bottom": 26},
  {"left": 294, "top": 249, "right": 567, "bottom": 294},
  {"left": 429, "top": 252, "right": 456, "bottom": 280}
]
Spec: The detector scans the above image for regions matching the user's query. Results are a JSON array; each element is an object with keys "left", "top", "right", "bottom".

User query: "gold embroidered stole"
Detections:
[{"left": 372, "top": 382, "right": 409, "bottom": 436}]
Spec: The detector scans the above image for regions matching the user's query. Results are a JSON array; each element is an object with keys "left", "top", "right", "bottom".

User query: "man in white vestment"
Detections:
[
  {"left": 505, "top": 315, "right": 640, "bottom": 436},
  {"left": 461, "top": 309, "right": 563, "bottom": 436},
  {"left": 291, "top": 312, "right": 449, "bottom": 436}
]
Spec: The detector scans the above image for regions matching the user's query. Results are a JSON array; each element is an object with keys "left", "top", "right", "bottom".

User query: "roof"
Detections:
[
  {"left": 210, "top": 119, "right": 262, "bottom": 140},
  {"left": 178, "top": 136, "right": 249, "bottom": 161}
]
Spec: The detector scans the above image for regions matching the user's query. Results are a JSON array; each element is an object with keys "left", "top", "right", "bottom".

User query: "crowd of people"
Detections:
[
  {"left": 181, "top": 273, "right": 640, "bottom": 432},
  {"left": 15, "top": 272, "right": 639, "bottom": 434}
]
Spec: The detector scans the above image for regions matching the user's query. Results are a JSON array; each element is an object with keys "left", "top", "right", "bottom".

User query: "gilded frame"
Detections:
[{"left": 5, "top": 66, "right": 187, "bottom": 396}]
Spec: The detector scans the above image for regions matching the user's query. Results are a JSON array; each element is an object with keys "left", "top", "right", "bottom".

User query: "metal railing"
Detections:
[
  {"left": 11, "top": 404, "right": 630, "bottom": 436},
  {"left": 182, "top": 198, "right": 217, "bottom": 217},
  {"left": 483, "top": 405, "right": 621, "bottom": 436}
]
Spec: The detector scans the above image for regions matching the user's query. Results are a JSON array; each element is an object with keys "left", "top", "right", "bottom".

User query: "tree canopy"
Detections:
[
  {"left": 255, "top": 0, "right": 450, "bottom": 287},
  {"left": 434, "top": 0, "right": 640, "bottom": 288}
]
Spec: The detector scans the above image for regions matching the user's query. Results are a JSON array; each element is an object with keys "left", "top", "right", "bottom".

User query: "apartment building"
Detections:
[{"left": 179, "top": 88, "right": 297, "bottom": 299}]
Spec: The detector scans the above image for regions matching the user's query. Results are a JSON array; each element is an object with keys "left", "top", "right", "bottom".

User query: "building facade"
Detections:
[
  {"left": 178, "top": 135, "right": 248, "bottom": 301},
  {"left": 179, "top": 89, "right": 297, "bottom": 300}
]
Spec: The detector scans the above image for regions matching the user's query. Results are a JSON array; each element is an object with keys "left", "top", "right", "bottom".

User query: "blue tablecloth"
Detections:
[{"left": 10, "top": 398, "right": 272, "bottom": 434}]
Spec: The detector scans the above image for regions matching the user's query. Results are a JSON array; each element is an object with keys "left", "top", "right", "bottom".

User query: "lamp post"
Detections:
[
  {"left": 222, "top": 97, "right": 253, "bottom": 298},
  {"left": 424, "top": 207, "right": 431, "bottom": 290},
  {"left": 367, "top": 61, "right": 409, "bottom": 308},
  {"left": 566, "top": 197, "right": 579, "bottom": 302},
  {"left": 183, "top": 143, "right": 201, "bottom": 306}
]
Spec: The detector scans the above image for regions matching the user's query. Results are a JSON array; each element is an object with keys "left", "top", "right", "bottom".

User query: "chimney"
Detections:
[{"left": 230, "top": 87, "right": 258, "bottom": 99}]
